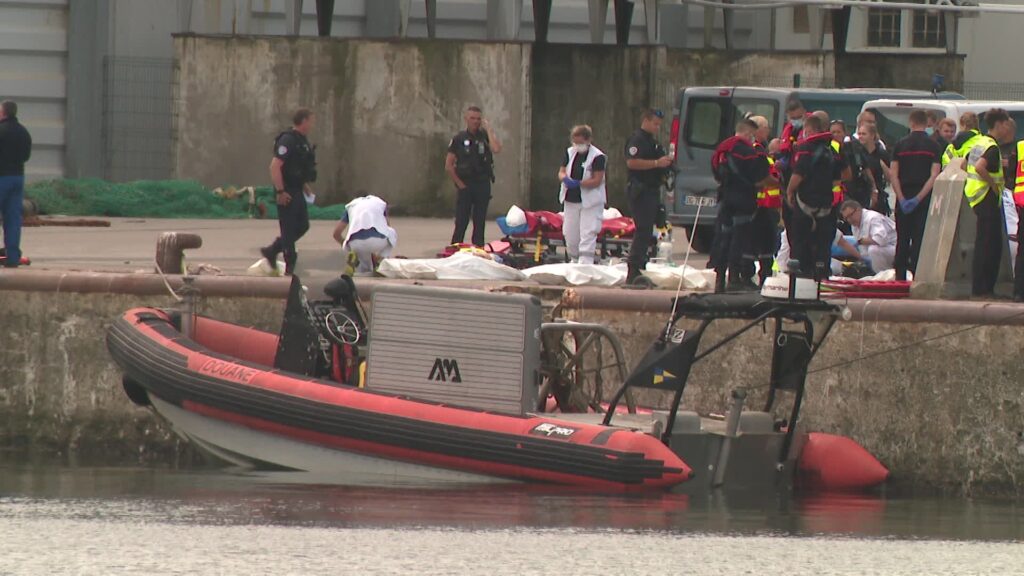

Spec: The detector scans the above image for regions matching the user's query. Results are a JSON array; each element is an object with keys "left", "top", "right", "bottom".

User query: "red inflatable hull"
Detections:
[
  {"left": 797, "top": 432, "right": 889, "bottom": 491},
  {"left": 107, "top": 308, "right": 692, "bottom": 492}
]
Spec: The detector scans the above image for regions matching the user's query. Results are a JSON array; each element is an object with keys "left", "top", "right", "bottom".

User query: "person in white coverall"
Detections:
[
  {"left": 557, "top": 125, "right": 606, "bottom": 265},
  {"left": 332, "top": 194, "right": 397, "bottom": 275},
  {"left": 839, "top": 199, "right": 897, "bottom": 273}
]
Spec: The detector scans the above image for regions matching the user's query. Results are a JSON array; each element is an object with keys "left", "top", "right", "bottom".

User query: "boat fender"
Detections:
[
  {"left": 797, "top": 432, "right": 889, "bottom": 491},
  {"left": 122, "top": 376, "right": 150, "bottom": 407}
]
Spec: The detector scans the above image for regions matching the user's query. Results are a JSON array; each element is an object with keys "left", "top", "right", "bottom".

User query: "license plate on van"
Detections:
[{"left": 685, "top": 195, "right": 717, "bottom": 207}]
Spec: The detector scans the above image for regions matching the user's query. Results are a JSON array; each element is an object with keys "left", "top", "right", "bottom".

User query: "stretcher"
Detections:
[
  {"left": 820, "top": 278, "right": 911, "bottom": 299},
  {"left": 495, "top": 210, "right": 655, "bottom": 268}
]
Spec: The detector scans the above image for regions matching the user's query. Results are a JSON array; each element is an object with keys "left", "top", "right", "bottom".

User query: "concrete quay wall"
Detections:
[
  {"left": 175, "top": 35, "right": 961, "bottom": 217},
  {"left": 1, "top": 272, "right": 1021, "bottom": 496}
]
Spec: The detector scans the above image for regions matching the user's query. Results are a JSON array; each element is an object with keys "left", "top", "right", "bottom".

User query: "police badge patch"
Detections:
[
  {"left": 628, "top": 146, "right": 639, "bottom": 156},
  {"left": 278, "top": 145, "right": 288, "bottom": 156}
]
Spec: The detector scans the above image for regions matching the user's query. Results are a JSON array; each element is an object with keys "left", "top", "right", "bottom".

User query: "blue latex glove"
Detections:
[
  {"left": 900, "top": 197, "right": 920, "bottom": 213},
  {"left": 562, "top": 176, "right": 581, "bottom": 188}
]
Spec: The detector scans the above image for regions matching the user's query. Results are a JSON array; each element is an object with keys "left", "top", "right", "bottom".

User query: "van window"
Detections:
[
  {"left": 979, "top": 110, "right": 1024, "bottom": 141},
  {"left": 801, "top": 100, "right": 870, "bottom": 128},
  {"left": 685, "top": 98, "right": 726, "bottom": 149},
  {"left": 733, "top": 99, "right": 778, "bottom": 136},
  {"left": 869, "top": 107, "right": 948, "bottom": 147}
]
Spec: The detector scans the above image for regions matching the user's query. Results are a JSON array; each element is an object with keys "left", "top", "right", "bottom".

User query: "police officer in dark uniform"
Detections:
[
  {"left": 890, "top": 109, "right": 942, "bottom": 282},
  {"left": 261, "top": 107, "right": 317, "bottom": 276},
  {"left": 624, "top": 108, "right": 673, "bottom": 284},
  {"left": 446, "top": 105, "right": 502, "bottom": 247}
]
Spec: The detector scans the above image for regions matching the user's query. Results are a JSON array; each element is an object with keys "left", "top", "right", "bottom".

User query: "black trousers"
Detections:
[
  {"left": 788, "top": 206, "right": 836, "bottom": 280},
  {"left": 268, "top": 189, "right": 310, "bottom": 272},
  {"left": 451, "top": 179, "right": 491, "bottom": 247},
  {"left": 626, "top": 182, "right": 659, "bottom": 275},
  {"left": 894, "top": 190, "right": 929, "bottom": 281},
  {"left": 972, "top": 189, "right": 1003, "bottom": 296},
  {"left": 752, "top": 207, "right": 780, "bottom": 283},
  {"left": 712, "top": 202, "right": 755, "bottom": 287}
]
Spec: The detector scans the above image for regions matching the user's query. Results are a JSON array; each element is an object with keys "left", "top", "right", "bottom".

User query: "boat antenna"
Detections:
[{"left": 664, "top": 202, "right": 702, "bottom": 342}]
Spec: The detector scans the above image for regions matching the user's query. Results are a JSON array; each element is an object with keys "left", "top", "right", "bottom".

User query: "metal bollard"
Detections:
[
  {"left": 712, "top": 388, "right": 747, "bottom": 488},
  {"left": 178, "top": 275, "right": 199, "bottom": 339},
  {"left": 156, "top": 232, "right": 203, "bottom": 275}
]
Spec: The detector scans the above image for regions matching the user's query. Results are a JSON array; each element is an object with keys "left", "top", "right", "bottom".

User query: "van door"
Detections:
[
  {"left": 731, "top": 88, "right": 781, "bottom": 139},
  {"left": 672, "top": 90, "right": 730, "bottom": 232}
]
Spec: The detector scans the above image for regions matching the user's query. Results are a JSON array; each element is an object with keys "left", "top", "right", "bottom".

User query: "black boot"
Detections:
[{"left": 284, "top": 251, "right": 298, "bottom": 276}]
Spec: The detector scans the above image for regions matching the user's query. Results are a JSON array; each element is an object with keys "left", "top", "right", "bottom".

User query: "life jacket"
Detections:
[
  {"left": 793, "top": 132, "right": 837, "bottom": 210},
  {"left": 830, "top": 139, "right": 845, "bottom": 206},
  {"left": 1013, "top": 140, "right": 1024, "bottom": 207},
  {"left": 711, "top": 135, "right": 746, "bottom": 184},
  {"left": 964, "top": 135, "right": 1003, "bottom": 208},
  {"left": 755, "top": 144, "right": 782, "bottom": 209}
]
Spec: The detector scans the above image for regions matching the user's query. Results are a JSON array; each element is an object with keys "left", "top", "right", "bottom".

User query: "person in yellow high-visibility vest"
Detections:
[
  {"left": 966, "top": 108, "right": 1013, "bottom": 297},
  {"left": 1013, "top": 137, "right": 1024, "bottom": 302}
]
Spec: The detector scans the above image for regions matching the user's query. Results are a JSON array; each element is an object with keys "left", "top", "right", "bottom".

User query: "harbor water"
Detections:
[{"left": 0, "top": 464, "right": 1021, "bottom": 575}]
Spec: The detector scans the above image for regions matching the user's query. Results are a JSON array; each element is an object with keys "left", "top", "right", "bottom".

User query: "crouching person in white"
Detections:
[
  {"left": 332, "top": 194, "right": 398, "bottom": 276},
  {"left": 840, "top": 199, "right": 897, "bottom": 274},
  {"left": 558, "top": 125, "right": 607, "bottom": 265}
]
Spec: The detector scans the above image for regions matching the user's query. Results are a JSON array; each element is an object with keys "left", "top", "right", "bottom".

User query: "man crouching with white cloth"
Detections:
[
  {"left": 557, "top": 125, "right": 606, "bottom": 265},
  {"left": 333, "top": 194, "right": 397, "bottom": 275},
  {"left": 840, "top": 199, "right": 897, "bottom": 274}
]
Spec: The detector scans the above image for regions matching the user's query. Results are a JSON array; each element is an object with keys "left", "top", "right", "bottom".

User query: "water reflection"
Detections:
[{"left": 0, "top": 464, "right": 1020, "bottom": 543}]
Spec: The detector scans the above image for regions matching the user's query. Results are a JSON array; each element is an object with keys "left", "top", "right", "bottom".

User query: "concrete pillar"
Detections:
[
  {"left": 702, "top": 2, "right": 713, "bottom": 48},
  {"left": 807, "top": 6, "right": 824, "bottom": 50},
  {"left": 366, "top": 0, "right": 411, "bottom": 38},
  {"left": 614, "top": 0, "right": 635, "bottom": 45},
  {"left": 944, "top": 12, "right": 957, "bottom": 55},
  {"left": 643, "top": 0, "right": 658, "bottom": 43},
  {"left": 316, "top": 0, "right": 334, "bottom": 37},
  {"left": 425, "top": 0, "right": 437, "bottom": 38},
  {"left": 487, "top": 0, "right": 523, "bottom": 41},
  {"left": 179, "top": 0, "right": 193, "bottom": 33},
  {"left": 588, "top": 0, "right": 609, "bottom": 44},
  {"left": 533, "top": 0, "right": 553, "bottom": 43},
  {"left": 66, "top": 0, "right": 110, "bottom": 179},
  {"left": 912, "top": 162, "right": 1014, "bottom": 299},
  {"left": 722, "top": 0, "right": 735, "bottom": 49},
  {"left": 285, "top": 0, "right": 303, "bottom": 36}
]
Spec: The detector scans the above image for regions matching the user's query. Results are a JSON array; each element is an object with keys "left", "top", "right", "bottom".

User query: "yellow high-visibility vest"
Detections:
[{"left": 964, "top": 135, "right": 1003, "bottom": 208}]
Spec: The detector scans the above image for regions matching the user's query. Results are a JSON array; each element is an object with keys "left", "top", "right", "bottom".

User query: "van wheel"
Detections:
[{"left": 684, "top": 225, "right": 714, "bottom": 254}]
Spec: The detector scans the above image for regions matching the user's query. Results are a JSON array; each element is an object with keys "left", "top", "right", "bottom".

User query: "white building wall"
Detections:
[
  {"left": 957, "top": 0, "right": 1024, "bottom": 84},
  {"left": 0, "top": 0, "right": 68, "bottom": 181}
]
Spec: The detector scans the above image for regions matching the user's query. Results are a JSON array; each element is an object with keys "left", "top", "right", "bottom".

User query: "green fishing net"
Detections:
[{"left": 25, "top": 179, "right": 347, "bottom": 221}]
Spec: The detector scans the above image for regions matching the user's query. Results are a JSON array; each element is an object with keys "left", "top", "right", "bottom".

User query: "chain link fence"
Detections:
[
  {"left": 102, "top": 57, "right": 175, "bottom": 182},
  {"left": 961, "top": 82, "right": 1024, "bottom": 101}
]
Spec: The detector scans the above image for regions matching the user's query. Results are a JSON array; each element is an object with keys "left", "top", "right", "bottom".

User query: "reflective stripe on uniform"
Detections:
[
  {"left": 1014, "top": 140, "right": 1024, "bottom": 207},
  {"left": 964, "top": 135, "right": 1003, "bottom": 208}
]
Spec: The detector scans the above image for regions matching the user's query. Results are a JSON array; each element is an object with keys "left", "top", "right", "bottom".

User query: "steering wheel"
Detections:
[{"left": 324, "top": 310, "right": 361, "bottom": 345}]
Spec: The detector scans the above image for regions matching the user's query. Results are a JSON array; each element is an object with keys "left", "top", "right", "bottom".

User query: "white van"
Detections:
[{"left": 862, "top": 99, "right": 1024, "bottom": 146}]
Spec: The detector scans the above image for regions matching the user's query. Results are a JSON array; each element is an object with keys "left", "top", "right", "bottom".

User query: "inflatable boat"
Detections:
[{"left": 107, "top": 275, "right": 887, "bottom": 493}]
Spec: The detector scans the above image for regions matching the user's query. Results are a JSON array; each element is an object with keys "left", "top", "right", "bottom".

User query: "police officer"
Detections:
[
  {"left": 261, "top": 107, "right": 317, "bottom": 276},
  {"left": 624, "top": 108, "right": 673, "bottom": 284},
  {"left": 712, "top": 119, "right": 771, "bottom": 292},
  {"left": 890, "top": 109, "right": 942, "bottom": 282},
  {"left": 446, "top": 105, "right": 502, "bottom": 247},
  {"left": 0, "top": 100, "right": 32, "bottom": 269}
]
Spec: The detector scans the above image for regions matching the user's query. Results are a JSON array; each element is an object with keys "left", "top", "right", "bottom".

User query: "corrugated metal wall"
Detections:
[{"left": 0, "top": 0, "right": 68, "bottom": 181}]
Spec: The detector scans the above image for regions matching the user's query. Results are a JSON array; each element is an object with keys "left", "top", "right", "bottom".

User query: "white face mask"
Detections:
[{"left": 573, "top": 143, "right": 590, "bottom": 154}]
